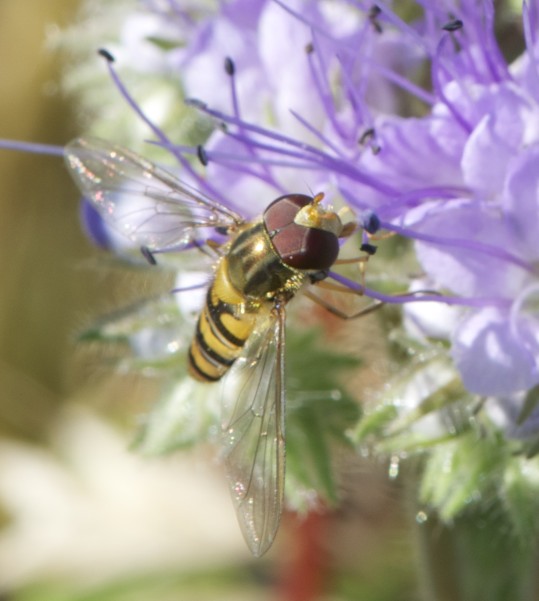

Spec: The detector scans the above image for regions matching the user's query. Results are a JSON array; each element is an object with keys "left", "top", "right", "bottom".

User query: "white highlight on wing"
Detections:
[{"left": 64, "top": 137, "right": 242, "bottom": 252}]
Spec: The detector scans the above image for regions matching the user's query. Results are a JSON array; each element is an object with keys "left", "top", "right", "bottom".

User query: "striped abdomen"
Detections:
[{"left": 188, "top": 258, "right": 258, "bottom": 382}]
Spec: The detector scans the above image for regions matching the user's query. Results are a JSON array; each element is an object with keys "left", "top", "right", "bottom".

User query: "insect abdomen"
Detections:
[{"left": 188, "top": 259, "right": 257, "bottom": 382}]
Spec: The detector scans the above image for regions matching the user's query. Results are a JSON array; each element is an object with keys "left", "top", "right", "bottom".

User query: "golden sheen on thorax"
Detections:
[{"left": 227, "top": 221, "right": 301, "bottom": 300}]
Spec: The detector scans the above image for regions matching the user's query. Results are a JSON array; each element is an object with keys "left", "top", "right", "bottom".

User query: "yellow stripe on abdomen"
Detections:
[{"left": 188, "top": 259, "right": 257, "bottom": 382}]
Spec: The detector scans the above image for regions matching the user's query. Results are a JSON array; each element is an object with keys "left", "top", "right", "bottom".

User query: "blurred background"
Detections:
[{"left": 0, "top": 2, "right": 416, "bottom": 599}]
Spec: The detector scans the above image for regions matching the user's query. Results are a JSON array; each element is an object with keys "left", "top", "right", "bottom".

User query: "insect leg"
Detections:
[
  {"left": 333, "top": 256, "right": 370, "bottom": 265},
  {"left": 305, "top": 287, "right": 441, "bottom": 320},
  {"left": 334, "top": 246, "right": 375, "bottom": 290},
  {"left": 303, "top": 288, "right": 384, "bottom": 320}
]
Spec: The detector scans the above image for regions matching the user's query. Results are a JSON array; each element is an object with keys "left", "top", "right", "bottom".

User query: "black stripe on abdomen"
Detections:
[{"left": 188, "top": 280, "right": 255, "bottom": 382}]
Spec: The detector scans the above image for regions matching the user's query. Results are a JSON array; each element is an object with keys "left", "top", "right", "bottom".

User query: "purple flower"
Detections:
[
  {"left": 13, "top": 0, "right": 539, "bottom": 435},
  {"left": 171, "top": 2, "right": 539, "bottom": 428},
  {"left": 187, "top": 5, "right": 538, "bottom": 399},
  {"left": 373, "top": 4, "right": 539, "bottom": 399}
]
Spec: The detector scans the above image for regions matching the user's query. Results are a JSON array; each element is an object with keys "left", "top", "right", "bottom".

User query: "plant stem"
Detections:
[{"left": 414, "top": 508, "right": 539, "bottom": 601}]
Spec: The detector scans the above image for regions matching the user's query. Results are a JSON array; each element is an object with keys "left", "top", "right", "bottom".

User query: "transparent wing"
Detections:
[
  {"left": 64, "top": 137, "right": 243, "bottom": 251},
  {"left": 221, "top": 304, "right": 286, "bottom": 557}
]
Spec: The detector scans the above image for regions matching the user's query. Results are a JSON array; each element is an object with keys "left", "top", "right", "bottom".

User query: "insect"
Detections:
[{"left": 65, "top": 137, "right": 364, "bottom": 556}]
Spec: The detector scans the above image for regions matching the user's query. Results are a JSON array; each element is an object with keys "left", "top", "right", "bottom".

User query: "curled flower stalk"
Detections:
[{"left": 3, "top": 0, "right": 539, "bottom": 597}]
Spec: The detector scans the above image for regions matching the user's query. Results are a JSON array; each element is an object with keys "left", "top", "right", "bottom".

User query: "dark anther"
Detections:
[
  {"left": 360, "top": 210, "right": 381, "bottom": 235},
  {"left": 360, "top": 242, "right": 378, "bottom": 256},
  {"left": 98, "top": 48, "right": 115, "bottom": 63},
  {"left": 305, "top": 41, "right": 314, "bottom": 54},
  {"left": 369, "top": 5, "right": 383, "bottom": 33},
  {"left": 197, "top": 145, "right": 209, "bottom": 166},
  {"left": 308, "top": 270, "right": 329, "bottom": 284},
  {"left": 224, "top": 57, "right": 235, "bottom": 76},
  {"left": 359, "top": 129, "right": 381, "bottom": 154},
  {"left": 442, "top": 19, "right": 463, "bottom": 32},
  {"left": 141, "top": 245, "right": 157, "bottom": 265},
  {"left": 359, "top": 128, "right": 375, "bottom": 145},
  {"left": 215, "top": 226, "right": 229, "bottom": 236}
]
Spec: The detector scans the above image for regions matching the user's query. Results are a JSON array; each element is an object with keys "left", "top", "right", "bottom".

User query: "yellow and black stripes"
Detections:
[
  {"left": 226, "top": 222, "right": 298, "bottom": 299},
  {"left": 188, "top": 259, "right": 258, "bottom": 382}
]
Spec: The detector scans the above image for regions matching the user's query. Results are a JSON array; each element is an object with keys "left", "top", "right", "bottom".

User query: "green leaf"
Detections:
[
  {"left": 352, "top": 403, "right": 398, "bottom": 442},
  {"left": 132, "top": 378, "right": 220, "bottom": 455},
  {"left": 517, "top": 383, "right": 539, "bottom": 425},
  {"left": 284, "top": 327, "right": 361, "bottom": 506},
  {"left": 524, "top": 433, "right": 539, "bottom": 458},
  {"left": 78, "top": 295, "right": 186, "bottom": 343},
  {"left": 77, "top": 295, "right": 195, "bottom": 374},
  {"left": 502, "top": 456, "right": 539, "bottom": 544},
  {"left": 419, "top": 431, "right": 508, "bottom": 521}
]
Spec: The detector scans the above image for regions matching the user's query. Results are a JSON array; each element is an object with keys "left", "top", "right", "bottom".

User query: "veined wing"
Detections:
[
  {"left": 221, "top": 303, "right": 286, "bottom": 557},
  {"left": 64, "top": 137, "right": 243, "bottom": 252}
]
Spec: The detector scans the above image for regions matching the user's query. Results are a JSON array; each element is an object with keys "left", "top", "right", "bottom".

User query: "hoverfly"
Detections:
[{"left": 65, "top": 137, "right": 362, "bottom": 556}]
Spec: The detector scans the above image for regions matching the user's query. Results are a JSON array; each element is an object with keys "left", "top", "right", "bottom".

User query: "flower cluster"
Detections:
[{"left": 46, "top": 0, "right": 539, "bottom": 543}]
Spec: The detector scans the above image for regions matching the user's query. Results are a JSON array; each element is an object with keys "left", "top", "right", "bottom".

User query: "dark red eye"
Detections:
[
  {"left": 263, "top": 194, "right": 339, "bottom": 271},
  {"left": 263, "top": 194, "right": 312, "bottom": 232}
]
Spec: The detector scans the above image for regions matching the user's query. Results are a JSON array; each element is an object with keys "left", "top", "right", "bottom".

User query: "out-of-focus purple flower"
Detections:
[{"left": 80, "top": 199, "right": 113, "bottom": 250}]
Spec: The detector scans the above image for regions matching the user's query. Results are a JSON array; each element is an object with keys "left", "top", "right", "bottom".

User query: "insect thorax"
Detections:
[{"left": 226, "top": 221, "right": 306, "bottom": 300}]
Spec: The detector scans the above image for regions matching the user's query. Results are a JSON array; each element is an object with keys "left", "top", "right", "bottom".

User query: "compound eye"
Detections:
[
  {"left": 271, "top": 224, "right": 339, "bottom": 270},
  {"left": 263, "top": 194, "right": 340, "bottom": 270},
  {"left": 263, "top": 194, "right": 312, "bottom": 232}
]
